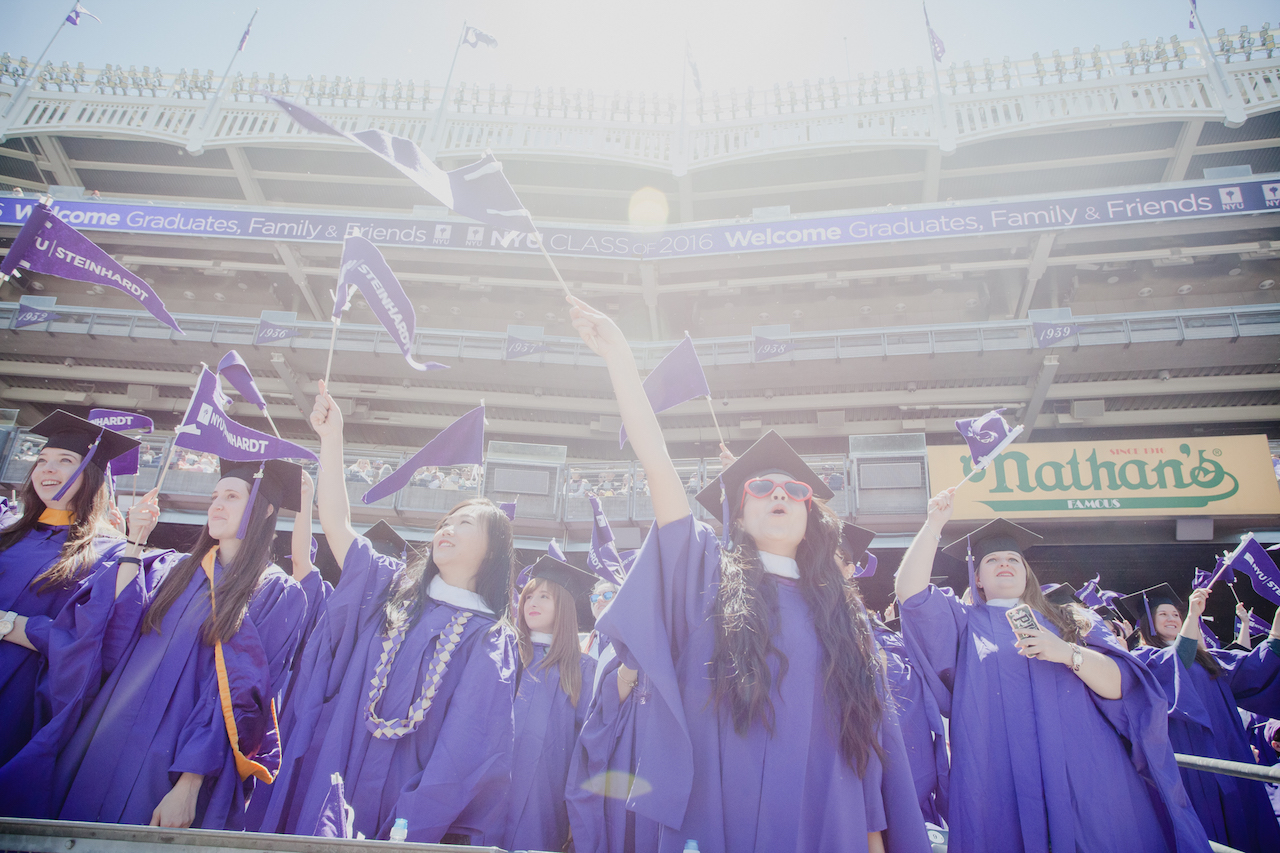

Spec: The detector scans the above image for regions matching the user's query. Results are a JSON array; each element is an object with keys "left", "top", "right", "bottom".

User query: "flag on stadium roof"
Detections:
[
  {"left": 686, "top": 43, "right": 702, "bottom": 92},
  {"left": 924, "top": 3, "right": 945, "bottom": 61},
  {"left": 66, "top": 3, "right": 100, "bottom": 25},
  {"left": 463, "top": 26, "right": 498, "bottom": 48},
  {"left": 361, "top": 405, "right": 485, "bottom": 505},
  {"left": 238, "top": 11, "right": 256, "bottom": 51},
  {"left": 620, "top": 334, "right": 712, "bottom": 448}
]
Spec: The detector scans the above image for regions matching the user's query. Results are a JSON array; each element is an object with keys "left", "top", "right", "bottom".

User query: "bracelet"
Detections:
[
  {"left": 924, "top": 525, "right": 941, "bottom": 542},
  {"left": 117, "top": 556, "right": 142, "bottom": 566},
  {"left": 127, "top": 538, "right": 148, "bottom": 547}
]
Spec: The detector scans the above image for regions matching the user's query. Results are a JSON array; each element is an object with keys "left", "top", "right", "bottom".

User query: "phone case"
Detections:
[{"left": 1005, "top": 603, "right": 1041, "bottom": 636}]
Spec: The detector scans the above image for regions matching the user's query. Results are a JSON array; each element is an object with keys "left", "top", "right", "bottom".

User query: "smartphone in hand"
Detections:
[{"left": 1006, "top": 603, "right": 1042, "bottom": 637}]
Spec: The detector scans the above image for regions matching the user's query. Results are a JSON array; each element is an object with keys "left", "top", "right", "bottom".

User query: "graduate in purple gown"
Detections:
[
  {"left": 894, "top": 493, "right": 1211, "bottom": 853},
  {"left": 0, "top": 411, "right": 138, "bottom": 766},
  {"left": 253, "top": 381, "right": 516, "bottom": 844},
  {"left": 0, "top": 456, "right": 308, "bottom": 829},
  {"left": 568, "top": 295, "right": 931, "bottom": 853},
  {"left": 1122, "top": 582, "right": 1280, "bottom": 853},
  {"left": 506, "top": 555, "right": 598, "bottom": 851}
]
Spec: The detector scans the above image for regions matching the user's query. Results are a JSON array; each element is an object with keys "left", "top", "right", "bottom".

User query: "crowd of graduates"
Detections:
[{"left": 0, "top": 294, "right": 1278, "bottom": 853}]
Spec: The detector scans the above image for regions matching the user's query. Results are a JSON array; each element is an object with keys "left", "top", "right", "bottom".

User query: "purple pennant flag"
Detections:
[
  {"left": 620, "top": 334, "right": 712, "bottom": 448},
  {"left": 955, "top": 408, "right": 1024, "bottom": 471},
  {"left": 504, "top": 334, "right": 549, "bottom": 360},
  {"left": 217, "top": 350, "right": 268, "bottom": 410},
  {"left": 254, "top": 318, "right": 298, "bottom": 345},
  {"left": 66, "top": 3, "right": 100, "bottom": 25},
  {"left": 753, "top": 335, "right": 795, "bottom": 362},
  {"left": 267, "top": 96, "right": 535, "bottom": 234},
  {"left": 0, "top": 202, "right": 183, "bottom": 333},
  {"left": 1236, "top": 609, "right": 1271, "bottom": 640},
  {"left": 174, "top": 367, "right": 317, "bottom": 463},
  {"left": 13, "top": 305, "right": 60, "bottom": 328},
  {"left": 548, "top": 538, "right": 567, "bottom": 561},
  {"left": 1225, "top": 534, "right": 1280, "bottom": 606},
  {"left": 1033, "top": 322, "right": 1080, "bottom": 348},
  {"left": 923, "top": 4, "right": 945, "bottom": 60},
  {"left": 498, "top": 499, "right": 517, "bottom": 521},
  {"left": 361, "top": 405, "right": 484, "bottom": 505},
  {"left": 89, "top": 408, "right": 153, "bottom": 480},
  {"left": 1200, "top": 619, "right": 1220, "bottom": 650},
  {"left": 853, "top": 552, "right": 879, "bottom": 579},
  {"left": 586, "top": 493, "right": 625, "bottom": 584},
  {"left": 106, "top": 445, "right": 140, "bottom": 478},
  {"left": 1078, "top": 574, "right": 1105, "bottom": 608},
  {"left": 336, "top": 236, "right": 447, "bottom": 372}
]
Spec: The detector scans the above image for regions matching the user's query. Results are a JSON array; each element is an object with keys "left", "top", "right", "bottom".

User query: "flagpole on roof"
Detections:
[
  {"left": 1186, "top": 0, "right": 1246, "bottom": 128},
  {"left": 922, "top": 2, "right": 955, "bottom": 155},
  {"left": 430, "top": 20, "right": 470, "bottom": 149},
  {"left": 1, "top": 3, "right": 79, "bottom": 121},
  {"left": 187, "top": 8, "right": 258, "bottom": 153}
]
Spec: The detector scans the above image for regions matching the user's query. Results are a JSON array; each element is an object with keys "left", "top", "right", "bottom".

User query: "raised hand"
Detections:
[
  {"left": 567, "top": 295, "right": 631, "bottom": 365},
  {"left": 310, "top": 379, "right": 344, "bottom": 440},
  {"left": 1186, "top": 587, "right": 1210, "bottom": 620},
  {"left": 925, "top": 487, "right": 957, "bottom": 533},
  {"left": 300, "top": 469, "right": 315, "bottom": 505},
  {"left": 127, "top": 487, "right": 161, "bottom": 545},
  {"left": 718, "top": 442, "right": 736, "bottom": 468}
]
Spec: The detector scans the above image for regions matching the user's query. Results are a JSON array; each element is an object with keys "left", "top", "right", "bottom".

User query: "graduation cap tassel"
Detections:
[
  {"left": 965, "top": 533, "right": 977, "bottom": 603},
  {"left": 719, "top": 474, "right": 732, "bottom": 549},
  {"left": 1143, "top": 591, "right": 1154, "bottom": 640},
  {"left": 52, "top": 429, "right": 103, "bottom": 502},
  {"left": 235, "top": 462, "right": 266, "bottom": 541}
]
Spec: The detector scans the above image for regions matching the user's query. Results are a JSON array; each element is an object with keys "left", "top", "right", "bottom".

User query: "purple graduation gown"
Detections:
[
  {"left": 0, "top": 519, "right": 124, "bottom": 766},
  {"left": 901, "top": 586, "right": 1211, "bottom": 853},
  {"left": 254, "top": 536, "right": 516, "bottom": 844},
  {"left": 872, "top": 621, "right": 949, "bottom": 825},
  {"left": 595, "top": 516, "right": 931, "bottom": 853},
  {"left": 506, "top": 644, "right": 596, "bottom": 851},
  {"left": 1132, "top": 640, "right": 1280, "bottom": 853},
  {"left": 0, "top": 551, "right": 305, "bottom": 828}
]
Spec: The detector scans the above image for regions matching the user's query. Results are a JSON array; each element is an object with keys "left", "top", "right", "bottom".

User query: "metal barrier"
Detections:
[{"left": 1175, "top": 752, "right": 1280, "bottom": 784}]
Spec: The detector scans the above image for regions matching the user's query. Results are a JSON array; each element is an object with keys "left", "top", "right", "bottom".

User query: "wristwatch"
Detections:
[
  {"left": 1070, "top": 643, "right": 1084, "bottom": 672},
  {"left": 0, "top": 611, "right": 16, "bottom": 640}
]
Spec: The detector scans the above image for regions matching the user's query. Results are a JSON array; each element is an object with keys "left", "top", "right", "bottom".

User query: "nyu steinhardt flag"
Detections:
[
  {"left": 753, "top": 335, "right": 795, "bottom": 362},
  {"left": 336, "top": 236, "right": 447, "bottom": 371},
  {"left": 255, "top": 318, "right": 298, "bottom": 345},
  {"left": 89, "top": 408, "right": 153, "bottom": 479},
  {"left": 504, "top": 334, "right": 549, "bottom": 360},
  {"left": 175, "top": 368, "right": 317, "bottom": 463},
  {"left": 267, "top": 97, "right": 535, "bottom": 234},
  {"left": 620, "top": 334, "right": 712, "bottom": 448},
  {"left": 362, "top": 405, "right": 484, "bottom": 505},
  {"left": 587, "top": 493, "right": 625, "bottom": 584},
  {"left": 13, "top": 305, "right": 60, "bottom": 328},
  {"left": 1225, "top": 534, "right": 1280, "bottom": 606},
  {"left": 955, "top": 408, "right": 1023, "bottom": 470},
  {"left": 0, "top": 202, "right": 183, "bottom": 333},
  {"left": 1236, "top": 609, "right": 1271, "bottom": 639},
  {"left": 217, "top": 350, "right": 269, "bottom": 409}
]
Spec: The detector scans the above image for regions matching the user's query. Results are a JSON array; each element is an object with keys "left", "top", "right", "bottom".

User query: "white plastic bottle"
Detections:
[
  {"left": 389, "top": 818, "right": 409, "bottom": 843},
  {"left": 683, "top": 841, "right": 699, "bottom": 851}
]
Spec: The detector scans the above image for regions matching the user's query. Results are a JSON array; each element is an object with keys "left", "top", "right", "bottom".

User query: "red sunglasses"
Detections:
[{"left": 741, "top": 477, "right": 814, "bottom": 512}]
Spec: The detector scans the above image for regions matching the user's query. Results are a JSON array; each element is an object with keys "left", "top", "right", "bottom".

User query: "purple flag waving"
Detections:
[
  {"left": 66, "top": 3, "right": 100, "bottom": 25},
  {"left": 955, "top": 408, "right": 1024, "bottom": 470},
  {"left": 89, "top": 408, "right": 153, "bottom": 480},
  {"left": 924, "top": 3, "right": 945, "bottom": 61},
  {"left": 0, "top": 202, "right": 183, "bottom": 333},
  {"left": 504, "top": 334, "right": 549, "bottom": 360},
  {"left": 268, "top": 96, "right": 534, "bottom": 233},
  {"left": 1225, "top": 534, "right": 1280, "bottom": 606},
  {"left": 361, "top": 405, "right": 484, "bottom": 505},
  {"left": 13, "top": 305, "right": 60, "bottom": 328},
  {"left": 1033, "top": 322, "right": 1080, "bottom": 348},
  {"left": 336, "top": 236, "right": 447, "bottom": 372},
  {"left": 586, "top": 493, "right": 625, "bottom": 584},
  {"left": 217, "top": 350, "right": 269, "bottom": 410},
  {"left": 255, "top": 318, "right": 298, "bottom": 345},
  {"left": 753, "top": 335, "right": 795, "bottom": 362},
  {"left": 620, "top": 334, "right": 712, "bottom": 448},
  {"left": 1236, "top": 609, "right": 1271, "bottom": 639},
  {"left": 1200, "top": 619, "right": 1220, "bottom": 650},
  {"left": 174, "top": 368, "right": 317, "bottom": 463}
]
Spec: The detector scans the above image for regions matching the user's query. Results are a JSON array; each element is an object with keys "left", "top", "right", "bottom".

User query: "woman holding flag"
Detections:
[
  {"left": 1123, "top": 580, "right": 1280, "bottom": 853},
  {"left": 894, "top": 490, "right": 1211, "bottom": 853},
  {"left": 0, "top": 412, "right": 139, "bottom": 768},
  {"left": 254, "top": 381, "right": 516, "bottom": 845},
  {"left": 568, "top": 295, "right": 929, "bottom": 853},
  {"left": 0, "top": 451, "right": 308, "bottom": 830}
]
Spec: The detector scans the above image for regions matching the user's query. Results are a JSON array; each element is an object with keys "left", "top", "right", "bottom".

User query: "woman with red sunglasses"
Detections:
[{"left": 569, "top": 296, "right": 929, "bottom": 853}]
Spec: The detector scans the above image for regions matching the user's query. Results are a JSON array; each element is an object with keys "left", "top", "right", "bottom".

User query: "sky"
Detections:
[{"left": 4, "top": 1, "right": 1275, "bottom": 97}]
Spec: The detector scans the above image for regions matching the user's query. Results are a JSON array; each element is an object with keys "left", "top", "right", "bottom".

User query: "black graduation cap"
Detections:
[
  {"left": 694, "top": 430, "right": 834, "bottom": 518},
  {"left": 219, "top": 458, "right": 305, "bottom": 513},
  {"left": 839, "top": 523, "right": 877, "bottom": 561},
  {"left": 29, "top": 410, "right": 143, "bottom": 502},
  {"left": 941, "top": 518, "right": 1043, "bottom": 564},
  {"left": 528, "top": 554, "right": 598, "bottom": 600},
  {"left": 1093, "top": 604, "right": 1125, "bottom": 624},
  {"left": 1042, "top": 582, "right": 1081, "bottom": 607},
  {"left": 366, "top": 520, "right": 409, "bottom": 561},
  {"left": 1116, "top": 583, "right": 1183, "bottom": 636}
]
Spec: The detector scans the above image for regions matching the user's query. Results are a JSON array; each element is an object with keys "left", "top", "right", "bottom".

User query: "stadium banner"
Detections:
[
  {"left": 928, "top": 434, "right": 1280, "bottom": 520},
  {"left": 1, "top": 176, "right": 1276, "bottom": 261}
]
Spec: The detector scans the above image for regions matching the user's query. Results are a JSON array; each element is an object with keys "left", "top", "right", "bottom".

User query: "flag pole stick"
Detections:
[
  {"left": 536, "top": 237, "right": 575, "bottom": 299},
  {"left": 952, "top": 463, "right": 986, "bottom": 492},
  {"left": 703, "top": 396, "right": 727, "bottom": 448},
  {"left": 261, "top": 408, "right": 283, "bottom": 439},
  {"left": 154, "top": 363, "right": 206, "bottom": 495},
  {"left": 0, "top": 5, "right": 72, "bottom": 120},
  {"left": 196, "top": 8, "right": 258, "bottom": 133},
  {"left": 323, "top": 318, "right": 340, "bottom": 385}
]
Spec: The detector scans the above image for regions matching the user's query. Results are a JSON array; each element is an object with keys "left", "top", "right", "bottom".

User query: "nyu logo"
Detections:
[
  {"left": 1263, "top": 183, "right": 1280, "bottom": 208},
  {"left": 1219, "top": 187, "right": 1244, "bottom": 210},
  {"left": 465, "top": 226, "right": 485, "bottom": 247},
  {"left": 433, "top": 224, "right": 452, "bottom": 245}
]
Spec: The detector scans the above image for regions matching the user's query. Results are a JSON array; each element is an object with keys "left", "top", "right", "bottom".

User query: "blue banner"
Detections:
[{"left": 1, "top": 176, "right": 1275, "bottom": 260}]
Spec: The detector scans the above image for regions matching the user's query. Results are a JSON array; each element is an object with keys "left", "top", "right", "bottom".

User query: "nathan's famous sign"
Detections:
[{"left": 928, "top": 435, "right": 1280, "bottom": 520}]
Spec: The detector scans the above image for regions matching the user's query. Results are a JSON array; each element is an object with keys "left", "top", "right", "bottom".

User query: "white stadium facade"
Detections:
[{"left": 1, "top": 24, "right": 1278, "bottom": 611}]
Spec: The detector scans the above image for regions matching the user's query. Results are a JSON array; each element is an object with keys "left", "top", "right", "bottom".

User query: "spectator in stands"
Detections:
[
  {"left": 568, "top": 471, "right": 587, "bottom": 498},
  {"left": 618, "top": 473, "right": 633, "bottom": 496},
  {"left": 826, "top": 466, "right": 845, "bottom": 491},
  {"left": 374, "top": 460, "right": 393, "bottom": 482},
  {"left": 0, "top": 412, "right": 138, "bottom": 768},
  {"left": 0, "top": 455, "right": 307, "bottom": 830},
  {"left": 253, "top": 381, "right": 515, "bottom": 844},
  {"left": 1125, "top": 583, "right": 1280, "bottom": 853},
  {"left": 139, "top": 447, "right": 157, "bottom": 468},
  {"left": 443, "top": 469, "right": 464, "bottom": 490},
  {"left": 894, "top": 494, "right": 1212, "bottom": 852}
]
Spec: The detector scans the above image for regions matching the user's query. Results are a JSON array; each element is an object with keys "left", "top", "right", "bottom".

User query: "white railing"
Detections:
[{"left": 0, "top": 25, "right": 1275, "bottom": 168}]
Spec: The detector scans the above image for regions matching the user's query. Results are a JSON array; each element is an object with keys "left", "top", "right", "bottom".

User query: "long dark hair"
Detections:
[
  {"left": 0, "top": 463, "right": 118, "bottom": 592},
  {"left": 516, "top": 577, "right": 585, "bottom": 706},
  {"left": 142, "top": 491, "right": 279, "bottom": 644},
  {"left": 974, "top": 560, "right": 1092, "bottom": 646},
  {"left": 382, "top": 498, "right": 514, "bottom": 634},
  {"left": 1138, "top": 606, "right": 1222, "bottom": 678},
  {"left": 711, "top": 494, "right": 885, "bottom": 775}
]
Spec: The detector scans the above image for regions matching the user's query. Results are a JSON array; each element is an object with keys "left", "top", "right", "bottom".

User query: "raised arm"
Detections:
[
  {"left": 1236, "top": 602, "right": 1253, "bottom": 650},
  {"left": 894, "top": 487, "right": 954, "bottom": 602},
  {"left": 290, "top": 470, "right": 316, "bottom": 582},
  {"left": 568, "top": 295, "right": 687, "bottom": 528},
  {"left": 310, "top": 380, "right": 357, "bottom": 567}
]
